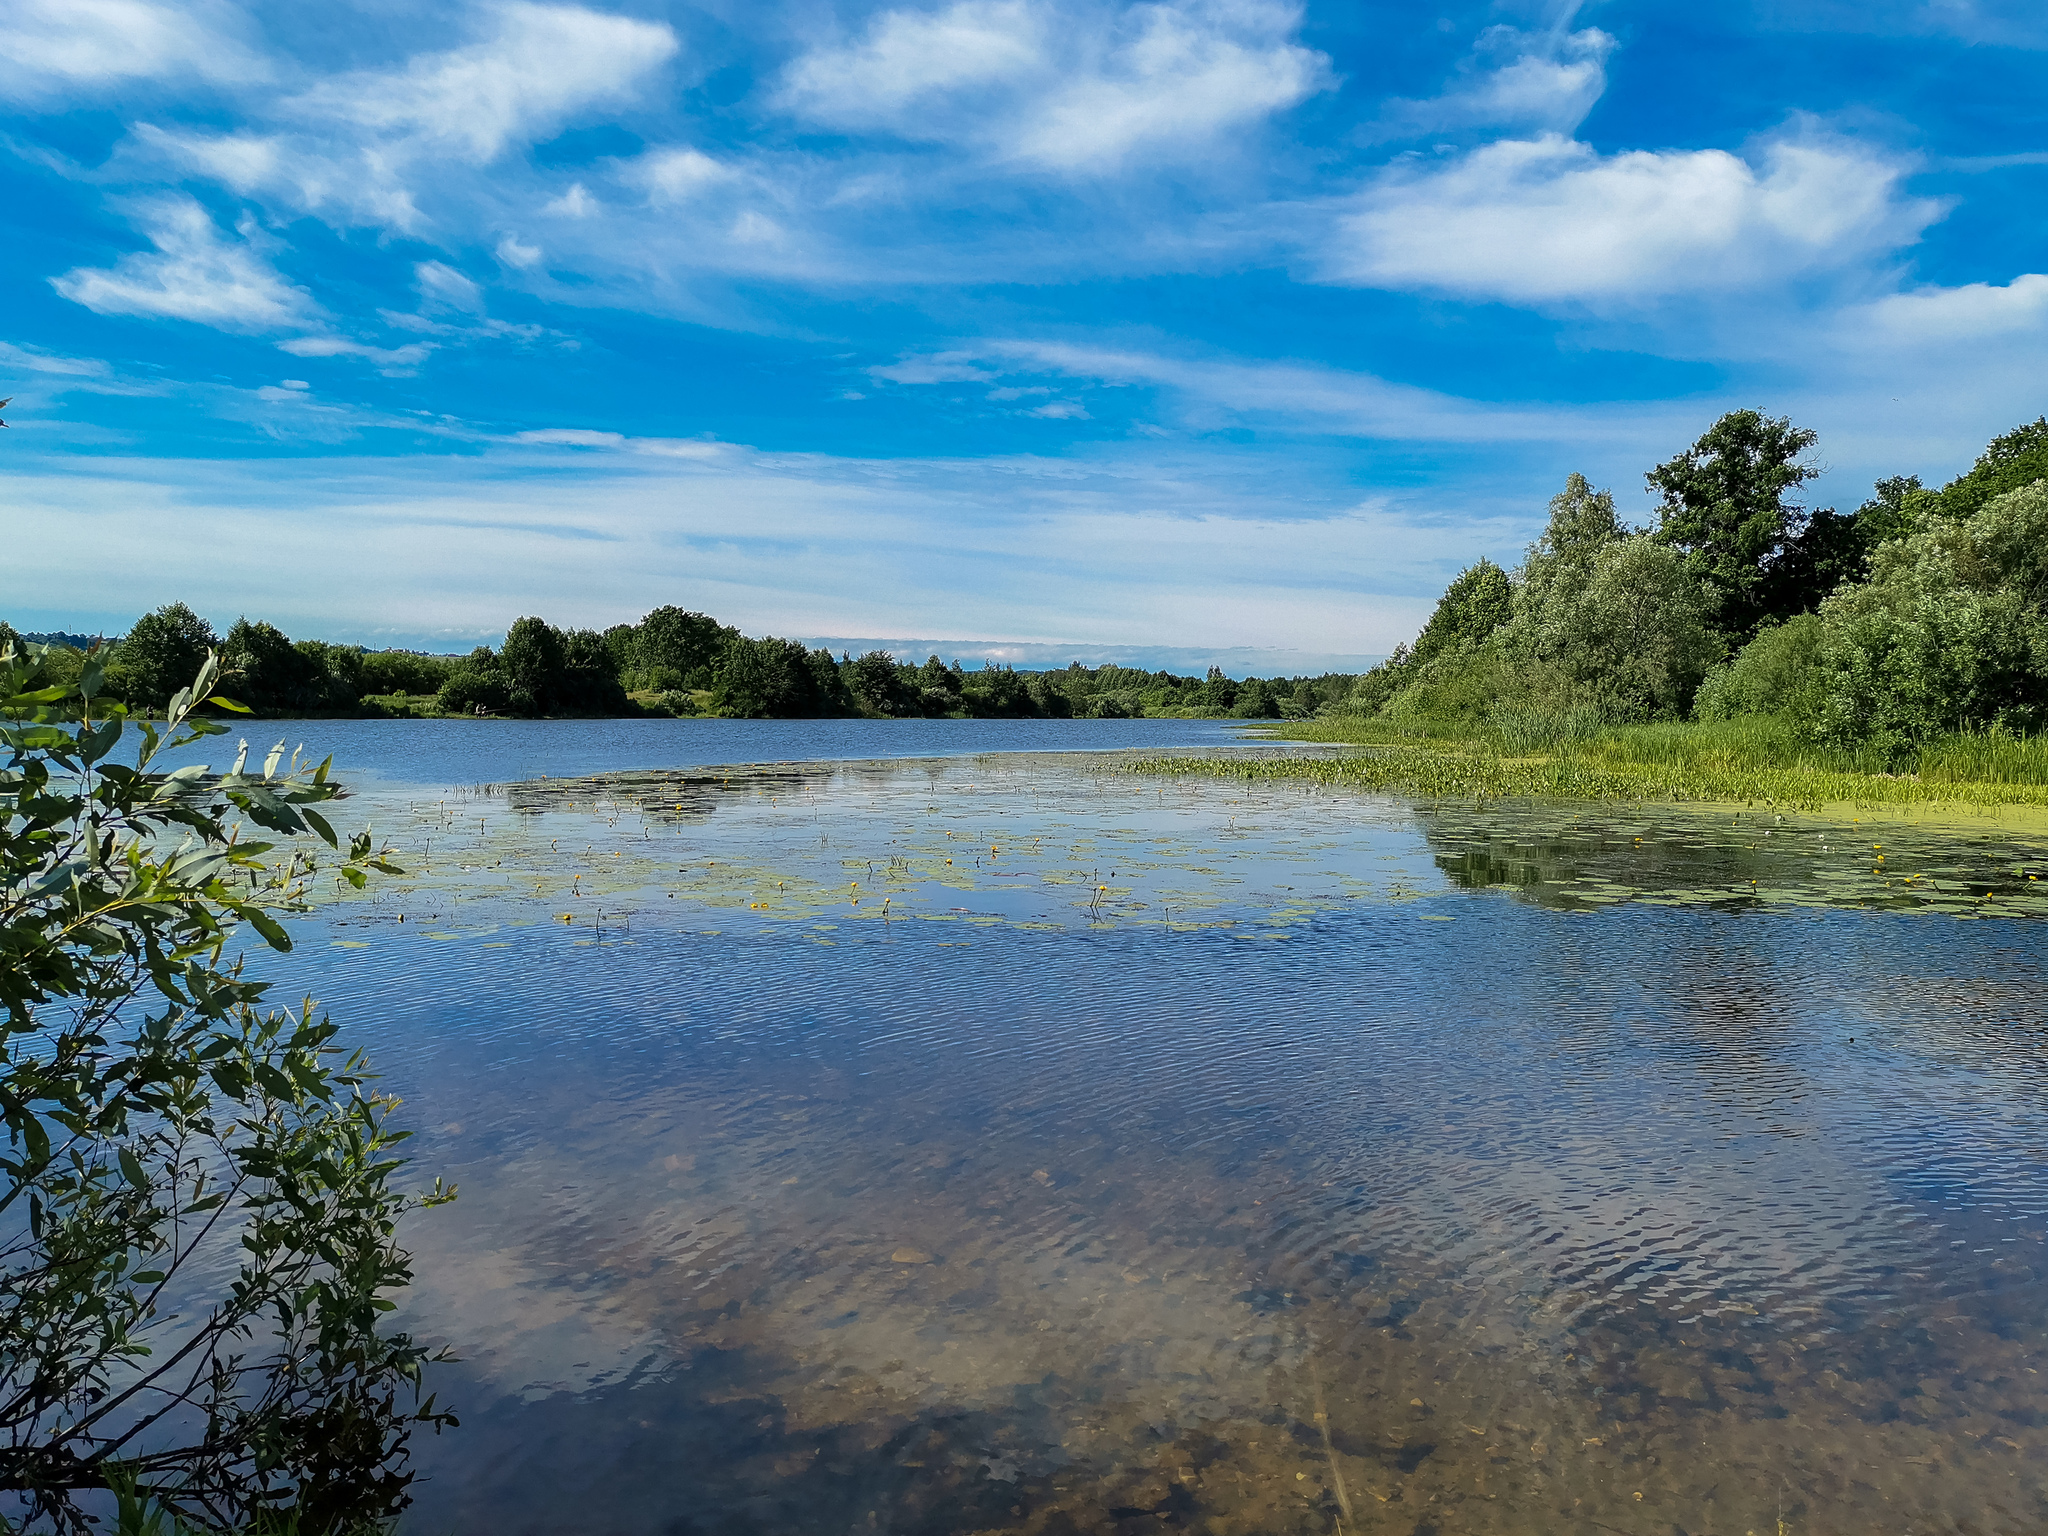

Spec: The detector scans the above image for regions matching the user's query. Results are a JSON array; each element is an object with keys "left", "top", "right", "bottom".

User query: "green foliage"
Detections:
[
  {"left": 1562, "top": 535, "right": 1723, "bottom": 718},
  {"left": 1409, "top": 560, "right": 1513, "bottom": 666},
  {"left": 218, "top": 623, "right": 366, "bottom": 716},
  {"left": 1647, "top": 409, "right": 1820, "bottom": 634},
  {"left": 433, "top": 648, "right": 510, "bottom": 717},
  {"left": 355, "top": 651, "right": 455, "bottom": 699},
  {"left": 111, "top": 606, "right": 218, "bottom": 711},
  {"left": 1932, "top": 416, "right": 2048, "bottom": 522},
  {"left": 0, "top": 642, "right": 450, "bottom": 1532},
  {"left": 1809, "top": 481, "right": 2048, "bottom": 751},
  {"left": 711, "top": 637, "right": 852, "bottom": 719},
  {"left": 847, "top": 651, "right": 917, "bottom": 717},
  {"left": 961, "top": 665, "right": 1033, "bottom": 718},
  {"left": 627, "top": 608, "right": 732, "bottom": 691},
  {"left": 1694, "top": 613, "right": 1823, "bottom": 723}
]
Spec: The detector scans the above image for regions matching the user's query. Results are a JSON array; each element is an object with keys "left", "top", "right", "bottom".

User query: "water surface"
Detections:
[{"left": 259, "top": 739, "right": 2048, "bottom": 1536}]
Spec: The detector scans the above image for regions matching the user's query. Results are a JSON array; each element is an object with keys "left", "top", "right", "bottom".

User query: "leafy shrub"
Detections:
[
  {"left": 0, "top": 643, "right": 448, "bottom": 1530},
  {"left": 1694, "top": 613, "right": 1823, "bottom": 722},
  {"left": 1810, "top": 481, "right": 2048, "bottom": 750}
]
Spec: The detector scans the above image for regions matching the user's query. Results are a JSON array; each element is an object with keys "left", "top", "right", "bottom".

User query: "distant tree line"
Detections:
[
  {"left": 1346, "top": 413, "right": 2048, "bottom": 753},
  {"left": 1, "top": 604, "right": 1359, "bottom": 723}
]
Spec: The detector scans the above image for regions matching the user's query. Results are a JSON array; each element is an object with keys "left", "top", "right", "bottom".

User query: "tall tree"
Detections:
[
  {"left": 115, "top": 604, "right": 217, "bottom": 709},
  {"left": 1646, "top": 410, "right": 1819, "bottom": 636}
]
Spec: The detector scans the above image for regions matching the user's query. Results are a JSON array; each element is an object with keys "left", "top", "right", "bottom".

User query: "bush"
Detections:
[
  {"left": 1810, "top": 481, "right": 2048, "bottom": 750},
  {"left": 0, "top": 642, "right": 449, "bottom": 1529},
  {"left": 357, "top": 650, "right": 457, "bottom": 697},
  {"left": 1694, "top": 613, "right": 1823, "bottom": 722}
]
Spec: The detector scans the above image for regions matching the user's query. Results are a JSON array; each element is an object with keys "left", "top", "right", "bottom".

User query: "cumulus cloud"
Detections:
[
  {"left": 1332, "top": 129, "right": 1943, "bottom": 304},
  {"left": 1855, "top": 272, "right": 2048, "bottom": 342},
  {"left": 1376, "top": 26, "right": 1615, "bottom": 138},
  {"left": 779, "top": 0, "right": 1329, "bottom": 170},
  {"left": 50, "top": 197, "right": 320, "bottom": 331},
  {"left": 0, "top": 0, "right": 266, "bottom": 98}
]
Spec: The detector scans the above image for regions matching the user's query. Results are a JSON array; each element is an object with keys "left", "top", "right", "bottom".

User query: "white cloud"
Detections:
[
  {"left": 511, "top": 428, "right": 723, "bottom": 459},
  {"left": 133, "top": 123, "right": 430, "bottom": 231},
  {"left": 0, "top": 340, "right": 110, "bottom": 378},
  {"left": 0, "top": 0, "right": 265, "bottom": 97},
  {"left": 275, "top": 335, "right": 434, "bottom": 370},
  {"left": 496, "top": 234, "right": 544, "bottom": 268},
  {"left": 50, "top": 198, "right": 320, "bottom": 332},
  {"left": 779, "top": 0, "right": 1329, "bottom": 170},
  {"left": 286, "top": 3, "right": 678, "bottom": 164},
  {"left": 1333, "top": 130, "right": 1942, "bottom": 304},
  {"left": 883, "top": 337, "right": 1693, "bottom": 445},
  {"left": 870, "top": 351, "right": 1001, "bottom": 384},
  {"left": 415, "top": 260, "right": 486, "bottom": 313},
  {"left": 1378, "top": 26, "right": 1614, "bottom": 138},
  {"left": 1030, "top": 398, "right": 1089, "bottom": 418},
  {"left": 1856, "top": 272, "right": 2048, "bottom": 342},
  {"left": 119, "top": 5, "right": 676, "bottom": 238},
  {"left": 782, "top": 1, "right": 1045, "bottom": 119},
  {"left": 625, "top": 146, "right": 736, "bottom": 205},
  {"left": 543, "top": 182, "right": 600, "bottom": 218}
]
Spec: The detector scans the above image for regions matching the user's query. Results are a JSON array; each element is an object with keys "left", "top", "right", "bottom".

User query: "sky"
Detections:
[{"left": 2, "top": 0, "right": 2045, "bottom": 671}]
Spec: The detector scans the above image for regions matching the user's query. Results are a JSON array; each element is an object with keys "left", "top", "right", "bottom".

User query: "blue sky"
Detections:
[{"left": 3, "top": 0, "right": 2045, "bottom": 670}]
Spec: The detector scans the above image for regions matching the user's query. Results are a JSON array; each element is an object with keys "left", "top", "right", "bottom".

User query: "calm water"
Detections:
[{"left": 249, "top": 727, "right": 2048, "bottom": 1536}]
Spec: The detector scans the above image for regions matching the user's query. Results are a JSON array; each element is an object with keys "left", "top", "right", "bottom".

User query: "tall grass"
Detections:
[{"left": 1162, "top": 713, "right": 2048, "bottom": 811}]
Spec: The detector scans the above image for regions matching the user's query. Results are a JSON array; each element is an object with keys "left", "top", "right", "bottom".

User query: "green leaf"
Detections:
[
  {"left": 118, "top": 1147, "right": 148, "bottom": 1190},
  {"left": 244, "top": 908, "right": 294, "bottom": 952},
  {"left": 304, "top": 808, "right": 338, "bottom": 848},
  {"left": 207, "top": 694, "right": 253, "bottom": 714}
]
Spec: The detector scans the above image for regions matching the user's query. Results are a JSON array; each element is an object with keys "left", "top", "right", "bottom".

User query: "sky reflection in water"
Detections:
[{"left": 265, "top": 741, "right": 2048, "bottom": 1535}]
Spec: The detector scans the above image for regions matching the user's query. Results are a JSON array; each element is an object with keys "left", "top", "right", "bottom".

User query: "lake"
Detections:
[{"left": 240, "top": 719, "right": 2048, "bottom": 1535}]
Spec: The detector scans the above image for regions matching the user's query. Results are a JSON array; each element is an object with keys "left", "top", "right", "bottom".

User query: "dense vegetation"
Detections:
[
  {"left": 1337, "top": 413, "right": 2048, "bottom": 761},
  {"left": 3, "top": 609, "right": 1356, "bottom": 724},
  {"left": 0, "top": 642, "right": 447, "bottom": 1531}
]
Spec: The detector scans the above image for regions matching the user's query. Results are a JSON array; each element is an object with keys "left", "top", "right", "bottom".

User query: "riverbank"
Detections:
[{"left": 1130, "top": 714, "right": 2048, "bottom": 813}]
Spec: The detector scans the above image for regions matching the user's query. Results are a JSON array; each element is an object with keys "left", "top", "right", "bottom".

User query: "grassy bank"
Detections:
[{"left": 1130, "top": 715, "right": 2048, "bottom": 812}]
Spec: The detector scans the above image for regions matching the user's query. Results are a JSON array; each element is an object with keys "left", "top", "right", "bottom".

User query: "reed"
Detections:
[{"left": 1133, "top": 716, "right": 2048, "bottom": 811}]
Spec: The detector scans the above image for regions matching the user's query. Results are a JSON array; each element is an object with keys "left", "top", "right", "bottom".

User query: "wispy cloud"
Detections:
[
  {"left": 779, "top": 0, "right": 1330, "bottom": 170},
  {"left": 1372, "top": 24, "right": 1615, "bottom": 139},
  {"left": 0, "top": 0, "right": 267, "bottom": 99},
  {"left": 50, "top": 196, "right": 320, "bottom": 331},
  {"left": 283, "top": 2, "right": 677, "bottom": 164}
]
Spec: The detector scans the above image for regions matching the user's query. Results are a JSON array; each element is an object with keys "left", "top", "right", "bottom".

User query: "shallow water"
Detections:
[{"left": 261, "top": 743, "right": 2048, "bottom": 1536}]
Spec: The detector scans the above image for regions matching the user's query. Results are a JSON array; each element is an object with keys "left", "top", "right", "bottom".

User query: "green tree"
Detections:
[
  {"left": 1409, "top": 560, "right": 1514, "bottom": 666},
  {"left": 1811, "top": 481, "right": 2048, "bottom": 750},
  {"left": 848, "top": 651, "right": 915, "bottom": 717},
  {"left": 1646, "top": 410, "right": 1820, "bottom": 635},
  {"left": 712, "top": 636, "right": 838, "bottom": 718},
  {"left": 114, "top": 606, "right": 218, "bottom": 711},
  {"left": 1932, "top": 417, "right": 2048, "bottom": 521},
  {"left": 1562, "top": 535, "right": 1723, "bottom": 718},
  {"left": 434, "top": 647, "right": 509, "bottom": 716},
  {"left": 634, "top": 608, "right": 731, "bottom": 691},
  {"left": 0, "top": 642, "right": 450, "bottom": 1530},
  {"left": 961, "top": 665, "right": 1032, "bottom": 718},
  {"left": 358, "top": 651, "right": 456, "bottom": 699}
]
